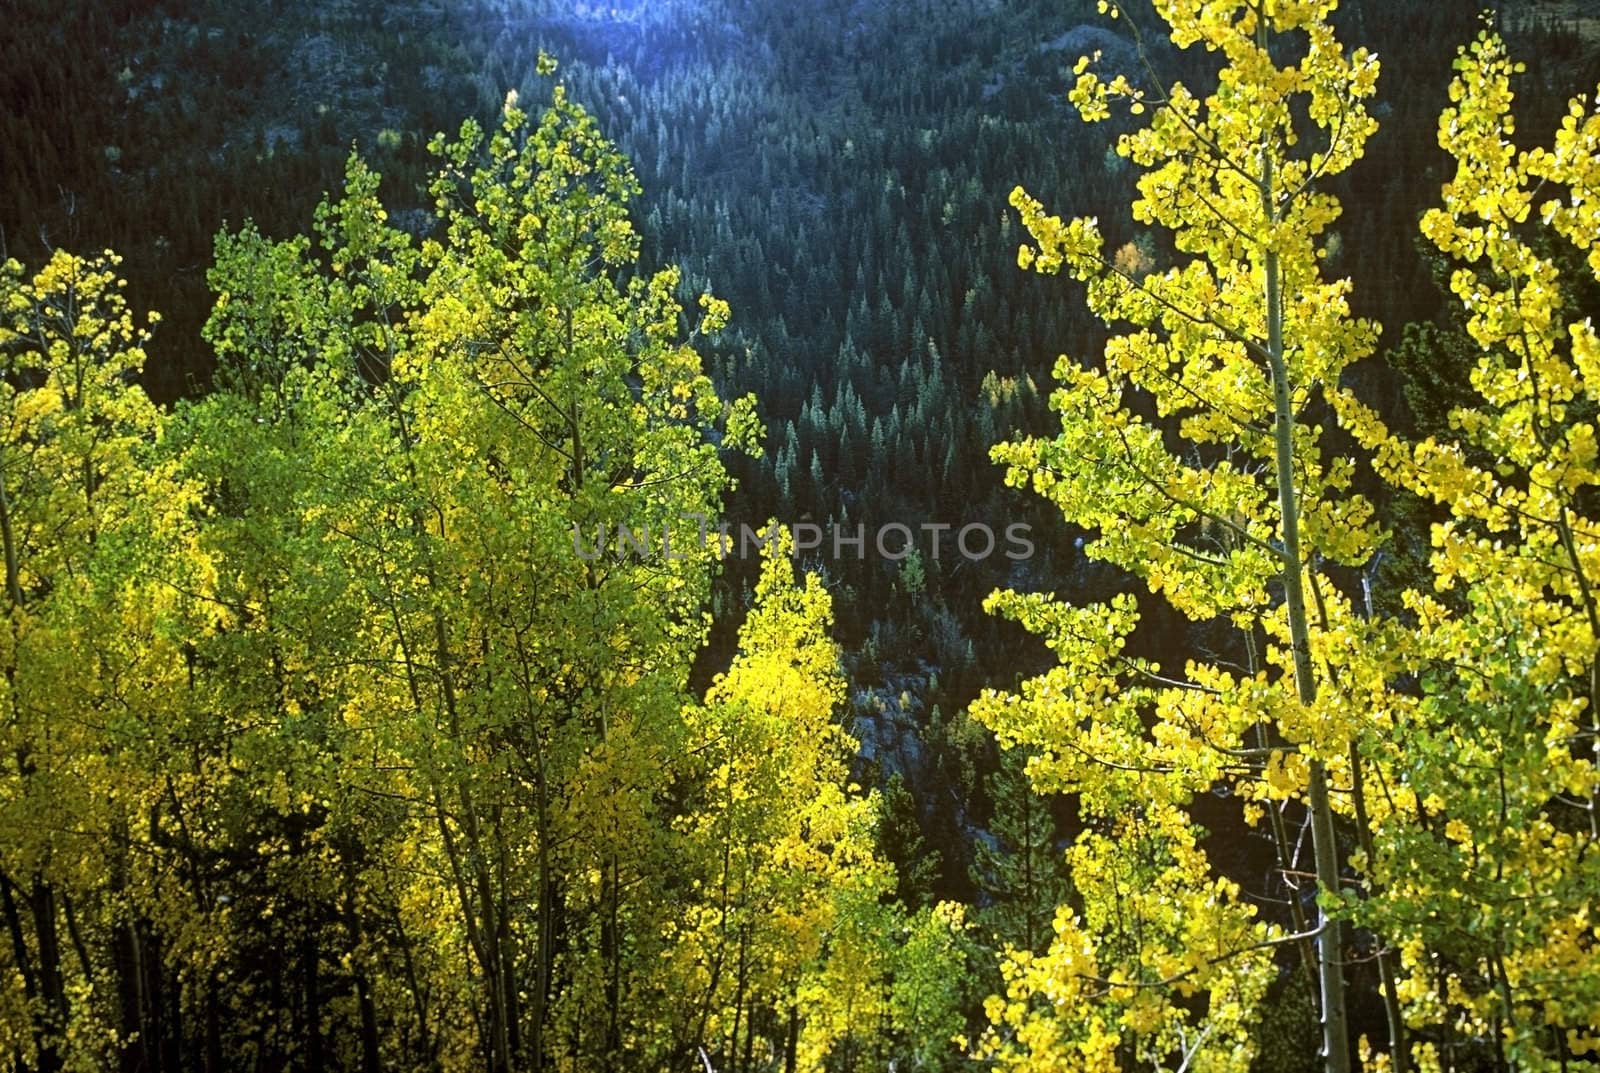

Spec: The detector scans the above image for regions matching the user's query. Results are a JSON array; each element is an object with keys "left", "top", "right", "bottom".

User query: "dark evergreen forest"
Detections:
[{"left": 3, "top": 0, "right": 1600, "bottom": 1070}]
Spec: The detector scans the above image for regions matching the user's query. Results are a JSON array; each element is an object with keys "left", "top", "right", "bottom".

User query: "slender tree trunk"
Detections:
[
  {"left": 1259, "top": 43, "right": 1350, "bottom": 1066},
  {"left": 0, "top": 459, "right": 22, "bottom": 608},
  {"left": 690, "top": 752, "right": 738, "bottom": 1056},
  {"left": 431, "top": 774, "right": 511, "bottom": 1073},
  {"left": 342, "top": 878, "right": 382, "bottom": 1073},
  {"left": 494, "top": 816, "right": 523, "bottom": 1067},
  {"left": 30, "top": 882, "right": 67, "bottom": 1073},
  {"left": 508, "top": 624, "right": 559, "bottom": 1073},
  {"left": 783, "top": 1001, "right": 798, "bottom": 1073},
  {"left": 728, "top": 928, "right": 749, "bottom": 1072},
  {"left": 532, "top": 752, "right": 554, "bottom": 1073},
  {"left": 390, "top": 906, "right": 435, "bottom": 1069},
  {"left": 303, "top": 934, "right": 324, "bottom": 1073},
  {"left": 112, "top": 919, "right": 143, "bottom": 1073},
  {"left": 59, "top": 894, "right": 93, "bottom": 1024},
  {"left": 110, "top": 827, "right": 152, "bottom": 1073},
  {"left": 1265, "top": 216, "right": 1351, "bottom": 1073},
  {"left": 384, "top": 346, "right": 516, "bottom": 1073},
  {"left": 1350, "top": 747, "right": 1408, "bottom": 1071},
  {"left": 204, "top": 970, "right": 222, "bottom": 1073},
  {"left": 1250, "top": 629, "right": 1320, "bottom": 995},
  {"left": 1, "top": 871, "right": 55, "bottom": 1073},
  {"left": 431, "top": 602, "right": 510, "bottom": 1071},
  {"left": 602, "top": 853, "right": 622, "bottom": 1069},
  {"left": 739, "top": 998, "right": 756, "bottom": 1073},
  {"left": 0, "top": 872, "right": 38, "bottom": 1007},
  {"left": 0, "top": 464, "right": 56, "bottom": 1073},
  {"left": 356, "top": 971, "right": 381, "bottom": 1073}
]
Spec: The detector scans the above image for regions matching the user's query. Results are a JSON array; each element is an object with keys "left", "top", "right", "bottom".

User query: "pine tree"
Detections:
[{"left": 969, "top": 748, "right": 1069, "bottom": 957}]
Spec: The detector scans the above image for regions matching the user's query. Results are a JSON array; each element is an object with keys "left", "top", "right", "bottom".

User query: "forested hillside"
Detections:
[{"left": 3, "top": 0, "right": 1600, "bottom": 1070}]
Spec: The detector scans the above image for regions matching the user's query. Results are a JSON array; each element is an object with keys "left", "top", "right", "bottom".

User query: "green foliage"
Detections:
[
  {"left": 1249, "top": 974, "right": 1322, "bottom": 1073},
  {"left": 977, "top": 0, "right": 1387, "bottom": 1066},
  {"left": 878, "top": 773, "right": 943, "bottom": 910},
  {"left": 0, "top": 247, "right": 195, "bottom": 1073},
  {"left": 0, "top": 80, "right": 926, "bottom": 1073},
  {"left": 1344, "top": 28, "right": 1600, "bottom": 1066},
  {"left": 3, "top": 3, "right": 1600, "bottom": 1071},
  {"left": 969, "top": 748, "right": 1070, "bottom": 957},
  {"left": 975, "top": 8, "right": 1600, "bottom": 1073}
]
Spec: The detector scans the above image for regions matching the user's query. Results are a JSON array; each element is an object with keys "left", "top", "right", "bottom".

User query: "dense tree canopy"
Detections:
[{"left": 2, "top": 2, "right": 1599, "bottom": 1071}]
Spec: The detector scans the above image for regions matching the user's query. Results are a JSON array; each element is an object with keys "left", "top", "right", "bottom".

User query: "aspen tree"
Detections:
[{"left": 976, "top": 2, "right": 1384, "bottom": 1069}]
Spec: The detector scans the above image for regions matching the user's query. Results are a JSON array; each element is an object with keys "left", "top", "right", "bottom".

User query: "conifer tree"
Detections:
[{"left": 969, "top": 748, "right": 1069, "bottom": 958}]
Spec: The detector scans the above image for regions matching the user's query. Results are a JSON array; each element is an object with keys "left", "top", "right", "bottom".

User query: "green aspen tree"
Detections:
[
  {"left": 1339, "top": 28, "right": 1600, "bottom": 1069},
  {"left": 0, "top": 251, "right": 197, "bottom": 1071},
  {"left": 194, "top": 62, "right": 759, "bottom": 1069}
]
